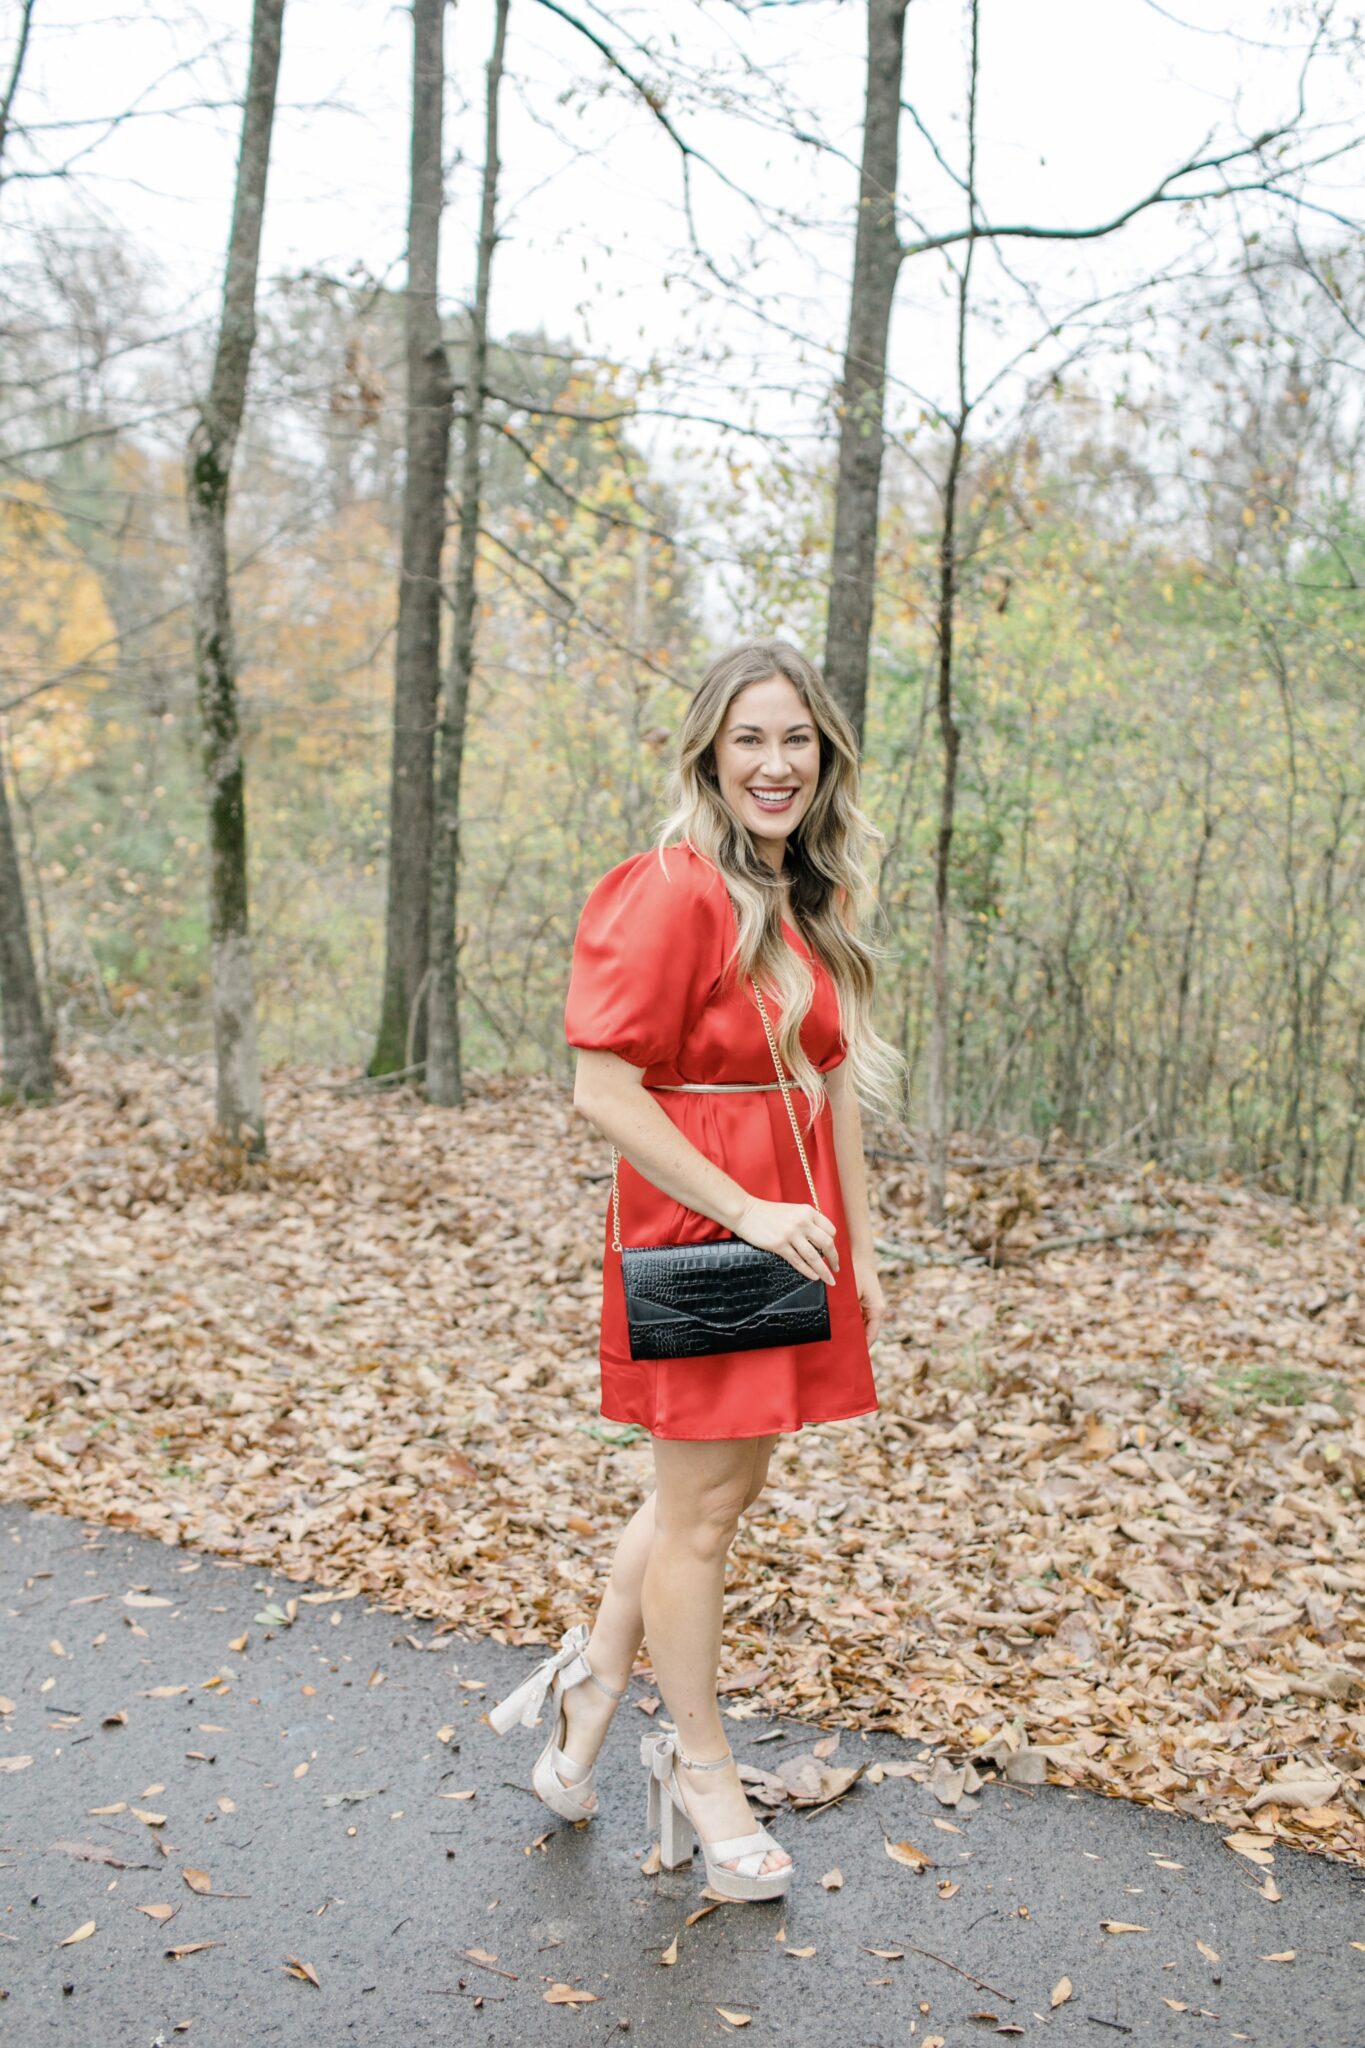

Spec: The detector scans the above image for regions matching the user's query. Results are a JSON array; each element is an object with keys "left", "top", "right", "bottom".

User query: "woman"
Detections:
[{"left": 488, "top": 640, "right": 906, "bottom": 1903}]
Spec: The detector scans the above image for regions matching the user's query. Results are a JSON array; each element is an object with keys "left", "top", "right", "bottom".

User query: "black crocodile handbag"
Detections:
[{"left": 610, "top": 977, "right": 832, "bottom": 1361}]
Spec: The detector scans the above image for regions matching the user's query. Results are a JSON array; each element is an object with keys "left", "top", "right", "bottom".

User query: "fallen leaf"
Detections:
[
  {"left": 283, "top": 1955, "right": 320, "bottom": 1987},
  {"left": 1247, "top": 1770, "right": 1341, "bottom": 1813},
  {"left": 1003, "top": 1746, "right": 1047, "bottom": 1785},
  {"left": 228, "top": 1633, "right": 248, "bottom": 1654},
  {"left": 58, "top": 1921, "right": 96, "bottom": 1946},
  {"left": 124, "top": 1592, "right": 171, "bottom": 1609},
  {"left": 1222, "top": 1831, "right": 1276, "bottom": 1867},
  {"left": 49, "top": 1840, "right": 129, "bottom": 1868},
  {"left": 928, "top": 1755, "right": 983, "bottom": 1805},
  {"left": 138, "top": 1904, "right": 178, "bottom": 1922},
  {"left": 544, "top": 1983, "right": 598, "bottom": 2004},
  {"left": 1051, "top": 1976, "right": 1073, "bottom": 2007},
  {"left": 166, "top": 1942, "right": 221, "bottom": 1960},
  {"left": 131, "top": 1809, "right": 167, "bottom": 1827},
  {"left": 0, "top": 1695, "right": 15, "bottom": 1714},
  {"left": 436, "top": 1725, "right": 456, "bottom": 1745},
  {"left": 862, "top": 1948, "right": 905, "bottom": 1960},
  {"left": 785, "top": 1944, "right": 816, "bottom": 1957},
  {"left": 88, "top": 1803, "right": 127, "bottom": 1816},
  {"left": 659, "top": 1933, "right": 679, "bottom": 1966},
  {"left": 885, "top": 1836, "right": 934, "bottom": 1870},
  {"left": 821, "top": 1868, "right": 843, "bottom": 1889},
  {"left": 182, "top": 1869, "right": 214, "bottom": 1895},
  {"left": 936, "top": 1879, "right": 961, "bottom": 1898},
  {"left": 320, "top": 1787, "right": 384, "bottom": 1808},
  {"left": 0, "top": 1755, "right": 34, "bottom": 1773},
  {"left": 1260, "top": 1950, "right": 1296, "bottom": 1963},
  {"left": 1196, "top": 1939, "right": 1221, "bottom": 1965},
  {"left": 217, "top": 1797, "right": 236, "bottom": 1815},
  {"left": 102, "top": 1710, "right": 128, "bottom": 1728},
  {"left": 716, "top": 2011, "right": 751, "bottom": 2028},
  {"left": 437, "top": 1790, "right": 476, "bottom": 1801},
  {"left": 49, "top": 1638, "right": 65, "bottom": 1656},
  {"left": 367, "top": 1668, "right": 385, "bottom": 1688},
  {"left": 1101, "top": 1921, "right": 1149, "bottom": 1934},
  {"left": 142, "top": 1686, "right": 188, "bottom": 1700},
  {"left": 293, "top": 1762, "right": 309, "bottom": 1780}
]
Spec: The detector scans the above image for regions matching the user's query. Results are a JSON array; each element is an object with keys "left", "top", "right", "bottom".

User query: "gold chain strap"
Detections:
[{"left": 610, "top": 977, "right": 820, "bottom": 1253}]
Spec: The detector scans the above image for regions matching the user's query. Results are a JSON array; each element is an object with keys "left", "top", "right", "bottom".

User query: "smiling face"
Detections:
[{"left": 712, "top": 672, "right": 821, "bottom": 869}]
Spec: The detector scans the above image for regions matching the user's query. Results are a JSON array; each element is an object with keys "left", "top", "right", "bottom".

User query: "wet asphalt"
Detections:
[{"left": 2, "top": 1504, "right": 1363, "bottom": 2048}]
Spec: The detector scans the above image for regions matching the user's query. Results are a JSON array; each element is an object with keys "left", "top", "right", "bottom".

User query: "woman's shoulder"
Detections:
[{"left": 584, "top": 840, "right": 730, "bottom": 917}]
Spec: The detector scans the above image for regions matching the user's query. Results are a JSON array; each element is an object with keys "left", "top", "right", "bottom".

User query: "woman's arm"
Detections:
[
  {"left": 826, "top": 1058, "right": 886, "bottom": 1343},
  {"left": 573, "top": 1050, "right": 840, "bottom": 1287}
]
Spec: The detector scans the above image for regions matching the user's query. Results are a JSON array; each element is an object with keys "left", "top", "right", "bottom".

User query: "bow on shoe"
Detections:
[
  {"left": 487, "top": 1622, "right": 592, "bottom": 1735},
  {"left": 640, "top": 1730, "right": 680, "bottom": 1784}
]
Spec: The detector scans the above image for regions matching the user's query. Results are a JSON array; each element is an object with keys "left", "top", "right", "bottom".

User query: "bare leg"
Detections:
[
  {"left": 640, "top": 1431, "right": 789, "bottom": 1876},
  {"left": 555, "top": 1489, "right": 657, "bottom": 1810},
  {"left": 557, "top": 1434, "right": 781, "bottom": 1815}
]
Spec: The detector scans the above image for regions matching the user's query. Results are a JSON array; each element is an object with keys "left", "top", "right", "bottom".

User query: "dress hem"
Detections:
[{"left": 598, "top": 1401, "right": 880, "bottom": 1441}]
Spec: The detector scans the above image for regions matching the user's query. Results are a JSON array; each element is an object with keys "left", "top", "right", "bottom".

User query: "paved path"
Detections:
[{"left": 2, "top": 1505, "right": 1362, "bottom": 2046}]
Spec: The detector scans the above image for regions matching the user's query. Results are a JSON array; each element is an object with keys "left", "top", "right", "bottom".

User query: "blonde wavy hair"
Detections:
[{"left": 653, "top": 639, "right": 907, "bottom": 1136}]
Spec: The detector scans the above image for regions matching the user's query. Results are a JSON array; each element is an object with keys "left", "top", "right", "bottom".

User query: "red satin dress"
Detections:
[{"left": 563, "top": 840, "right": 879, "bottom": 1440}]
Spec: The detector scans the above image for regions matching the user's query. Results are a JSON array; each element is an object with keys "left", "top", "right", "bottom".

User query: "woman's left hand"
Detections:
[{"left": 851, "top": 1247, "right": 887, "bottom": 1346}]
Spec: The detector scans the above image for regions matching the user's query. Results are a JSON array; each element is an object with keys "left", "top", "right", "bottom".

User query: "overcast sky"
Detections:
[{"left": 6, "top": 1, "right": 1362, "bottom": 527}]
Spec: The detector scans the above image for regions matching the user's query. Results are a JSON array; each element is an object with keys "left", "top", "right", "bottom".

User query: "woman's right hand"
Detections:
[{"left": 733, "top": 1197, "right": 840, "bottom": 1286}]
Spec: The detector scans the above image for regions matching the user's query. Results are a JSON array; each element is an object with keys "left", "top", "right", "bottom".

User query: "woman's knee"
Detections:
[
  {"left": 666, "top": 1485, "right": 749, "bottom": 1559},
  {"left": 740, "top": 1434, "right": 779, "bottom": 1514},
  {"left": 651, "top": 1445, "right": 754, "bottom": 1558}
]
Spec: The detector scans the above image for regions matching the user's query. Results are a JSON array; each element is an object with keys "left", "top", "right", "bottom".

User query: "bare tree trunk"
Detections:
[
  {"left": 1163, "top": 777, "right": 1216, "bottom": 1149},
  {"left": 823, "top": 0, "right": 908, "bottom": 745},
  {"left": 925, "top": 0, "right": 979, "bottom": 1228},
  {"left": 0, "top": 725, "right": 52, "bottom": 1101},
  {"left": 183, "top": 0, "right": 284, "bottom": 1157},
  {"left": 371, "top": 0, "right": 455, "bottom": 1081},
  {"left": 0, "top": 0, "right": 36, "bottom": 192},
  {"left": 0, "top": 0, "right": 51, "bottom": 1101},
  {"left": 926, "top": 421, "right": 964, "bottom": 1225},
  {"left": 427, "top": 0, "right": 508, "bottom": 1107},
  {"left": 1342, "top": 1008, "right": 1365, "bottom": 1206}
]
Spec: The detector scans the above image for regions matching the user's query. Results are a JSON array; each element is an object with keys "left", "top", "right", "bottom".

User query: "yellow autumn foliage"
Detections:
[{"left": 1, "top": 480, "right": 115, "bottom": 783}]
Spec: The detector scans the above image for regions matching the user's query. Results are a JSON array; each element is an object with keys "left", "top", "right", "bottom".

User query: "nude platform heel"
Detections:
[
  {"left": 640, "top": 1730, "right": 793, "bottom": 1902},
  {"left": 486, "top": 1621, "right": 626, "bottom": 1823}
]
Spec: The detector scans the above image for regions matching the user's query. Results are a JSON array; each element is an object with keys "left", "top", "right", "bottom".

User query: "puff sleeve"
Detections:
[{"left": 564, "top": 847, "right": 726, "bottom": 1070}]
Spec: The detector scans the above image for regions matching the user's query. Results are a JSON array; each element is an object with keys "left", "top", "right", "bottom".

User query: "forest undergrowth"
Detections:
[{"left": 3, "top": 1046, "right": 1363, "bottom": 1872}]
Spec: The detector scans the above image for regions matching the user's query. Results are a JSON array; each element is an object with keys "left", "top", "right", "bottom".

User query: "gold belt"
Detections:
[{"left": 648, "top": 1080, "right": 790, "bottom": 1092}]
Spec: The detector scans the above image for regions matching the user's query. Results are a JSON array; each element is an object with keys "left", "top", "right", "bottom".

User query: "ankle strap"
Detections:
[
  {"left": 583, "top": 1658, "right": 627, "bottom": 1703},
  {"left": 676, "top": 1746, "right": 734, "bottom": 1770}
]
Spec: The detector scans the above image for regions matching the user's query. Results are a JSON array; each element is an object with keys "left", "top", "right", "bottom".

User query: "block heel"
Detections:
[
  {"left": 640, "top": 1731, "right": 792, "bottom": 1902},
  {"left": 486, "top": 1621, "right": 626, "bottom": 1823}
]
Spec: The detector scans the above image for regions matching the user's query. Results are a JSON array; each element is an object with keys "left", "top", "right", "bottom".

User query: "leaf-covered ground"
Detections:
[{"left": 4, "top": 1048, "right": 1363, "bottom": 1874}]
